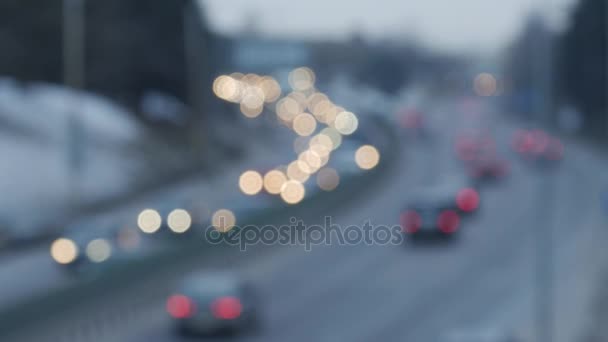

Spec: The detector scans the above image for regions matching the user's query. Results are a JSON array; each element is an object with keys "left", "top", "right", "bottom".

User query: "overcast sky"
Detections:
[{"left": 202, "top": 0, "right": 575, "bottom": 53}]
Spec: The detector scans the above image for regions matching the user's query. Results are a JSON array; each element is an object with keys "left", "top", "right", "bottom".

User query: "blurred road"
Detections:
[
  {"left": 4, "top": 96, "right": 602, "bottom": 342},
  {"left": 104, "top": 97, "right": 600, "bottom": 342}
]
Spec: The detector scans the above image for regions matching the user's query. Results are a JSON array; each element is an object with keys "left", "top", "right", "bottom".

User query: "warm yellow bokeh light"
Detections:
[
  {"left": 259, "top": 77, "right": 282, "bottom": 103},
  {"left": 167, "top": 209, "right": 192, "bottom": 233},
  {"left": 280, "top": 180, "right": 306, "bottom": 204},
  {"left": 50, "top": 238, "right": 78, "bottom": 264},
  {"left": 241, "top": 86, "right": 265, "bottom": 107},
  {"left": 263, "top": 170, "right": 287, "bottom": 194},
  {"left": 474, "top": 73, "right": 497, "bottom": 96},
  {"left": 293, "top": 113, "right": 317, "bottom": 136},
  {"left": 239, "top": 170, "right": 263, "bottom": 195},
  {"left": 298, "top": 150, "right": 322, "bottom": 173},
  {"left": 334, "top": 111, "right": 359, "bottom": 135},
  {"left": 317, "top": 167, "right": 340, "bottom": 191},
  {"left": 320, "top": 127, "right": 343, "bottom": 150},
  {"left": 311, "top": 100, "right": 333, "bottom": 121},
  {"left": 240, "top": 102, "right": 263, "bottom": 118},
  {"left": 212, "top": 209, "right": 236, "bottom": 233},
  {"left": 276, "top": 97, "right": 302, "bottom": 122},
  {"left": 86, "top": 238, "right": 112, "bottom": 263},
  {"left": 213, "top": 75, "right": 241, "bottom": 103},
  {"left": 137, "top": 209, "right": 162, "bottom": 234},
  {"left": 309, "top": 133, "right": 334, "bottom": 157},
  {"left": 355, "top": 145, "right": 381, "bottom": 170},
  {"left": 287, "top": 160, "right": 311, "bottom": 183},
  {"left": 307, "top": 92, "right": 329, "bottom": 112},
  {"left": 288, "top": 91, "right": 309, "bottom": 108},
  {"left": 288, "top": 67, "right": 315, "bottom": 91}
]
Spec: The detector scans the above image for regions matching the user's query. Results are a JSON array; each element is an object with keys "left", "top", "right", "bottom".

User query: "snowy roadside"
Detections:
[{"left": 0, "top": 80, "right": 244, "bottom": 246}]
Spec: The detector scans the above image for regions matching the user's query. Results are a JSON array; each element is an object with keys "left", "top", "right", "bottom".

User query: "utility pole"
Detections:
[
  {"left": 531, "top": 5, "right": 556, "bottom": 342},
  {"left": 62, "top": 0, "right": 86, "bottom": 208}
]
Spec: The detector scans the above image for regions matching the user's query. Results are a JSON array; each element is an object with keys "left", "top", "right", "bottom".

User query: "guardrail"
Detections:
[{"left": 0, "top": 115, "right": 400, "bottom": 342}]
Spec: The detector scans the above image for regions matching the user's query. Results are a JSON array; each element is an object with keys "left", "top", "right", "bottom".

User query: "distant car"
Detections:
[
  {"left": 512, "top": 129, "right": 564, "bottom": 163},
  {"left": 401, "top": 178, "right": 480, "bottom": 239},
  {"left": 50, "top": 213, "right": 140, "bottom": 275},
  {"left": 454, "top": 133, "right": 496, "bottom": 162},
  {"left": 398, "top": 108, "right": 427, "bottom": 138},
  {"left": 168, "top": 271, "right": 260, "bottom": 336},
  {"left": 466, "top": 154, "right": 510, "bottom": 181}
]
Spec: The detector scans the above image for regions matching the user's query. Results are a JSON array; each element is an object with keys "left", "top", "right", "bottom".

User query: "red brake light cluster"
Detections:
[
  {"left": 437, "top": 210, "right": 460, "bottom": 234},
  {"left": 513, "top": 129, "right": 564, "bottom": 161},
  {"left": 456, "top": 188, "right": 479, "bottom": 212},
  {"left": 167, "top": 294, "right": 196, "bottom": 319},
  {"left": 401, "top": 211, "right": 421, "bottom": 233},
  {"left": 211, "top": 296, "right": 242, "bottom": 320}
]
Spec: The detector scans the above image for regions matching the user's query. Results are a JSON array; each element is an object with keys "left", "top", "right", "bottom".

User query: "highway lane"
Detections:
[
  {"left": 115, "top": 97, "right": 601, "bottom": 342},
  {"left": 5, "top": 96, "right": 599, "bottom": 342},
  {"left": 0, "top": 135, "right": 298, "bottom": 310}
]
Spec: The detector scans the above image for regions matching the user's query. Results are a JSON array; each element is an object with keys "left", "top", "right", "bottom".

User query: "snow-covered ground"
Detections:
[{"left": 0, "top": 80, "right": 144, "bottom": 241}]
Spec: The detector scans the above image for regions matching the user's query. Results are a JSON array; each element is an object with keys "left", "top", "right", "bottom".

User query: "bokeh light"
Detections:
[
  {"left": 309, "top": 133, "right": 333, "bottom": 157},
  {"left": 276, "top": 97, "right": 302, "bottom": 123},
  {"left": 50, "top": 238, "right": 78, "bottom": 264},
  {"left": 240, "top": 102, "right": 264, "bottom": 118},
  {"left": 334, "top": 111, "right": 359, "bottom": 135},
  {"left": 320, "top": 127, "right": 343, "bottom": 150},
  {"left": 307, "top": 93, "right": 329, "bottom": 112},
  {"left": 298, "top": 150, "right": 322, "bottom": 173},
  {"left": 259, "top": 77, "right": 282, "bottom": 103},
  {"left": 288, "top": 67, "right": 315, "bottom": 91},
  {"left": 293, "top": 113, "right": 317, "bottom": 136},
  {"left": 212, "top": 209, "right": 236, "bottom": 233},
  {"left": 137, "top": 209, "right": 162, "bottom": 234},
  {"left": 473, "top": 73, "right": 497, "bottom": 96},
  {"left": 355, "top": 145, "right": 381, "bottom": 170},
  {"left": 317, "top": 167, "right": 340, "bottom": 191},
  {"left": 263, "top": 170, "right": 287, "bottom": 194},
  {"left": 167, "top": 209, "right": 192, "bottom": 233},
  {"left": 287, "top": 160, "right": 311, "bottom": 183},
  {"left": 85, "top": 238, "right": 112, "bottom": 263},
  {"left": 239, "top": 170, "right": 264, "bottom": 195},
  {"left": 213, "top": 75, "right": 241, "bottom": 103},
  {"left": 280, "top": 180, "right": 306, "bottom": 204}
]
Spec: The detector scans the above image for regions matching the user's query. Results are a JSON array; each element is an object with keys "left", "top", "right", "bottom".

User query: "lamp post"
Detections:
[{"left": 62, "top": 0, "right": 86, "bottom": 207}]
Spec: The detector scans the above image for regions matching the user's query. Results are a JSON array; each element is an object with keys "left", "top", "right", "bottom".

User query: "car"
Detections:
[
  {"left": 168, "top": 271, "right": 260, "bottom": 336},
  {"left": 512, "top": 129, "right": 564, "bottom": 163},
  {"left": 466, "top": 153, "right": 510, "bottom": 181},
  {"left": 50, "top": 212, "right": 142, "bottom": 276},
  {"left": 454, "top": 132, "right": 496, "bottom": 162},
  {"left": 398, "top": 107, "right": 428, "bottom": 139},
  {"left": 400, "top": 178, "right": 480, "bottom": 240}
]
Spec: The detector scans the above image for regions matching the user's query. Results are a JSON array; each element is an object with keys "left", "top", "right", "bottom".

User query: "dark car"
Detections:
[
  {"left": 400, "top": 178, "right": 480, "bottom": 239},
  {"left": 168, "top": 271, "right": 260, "bottom": 336}
]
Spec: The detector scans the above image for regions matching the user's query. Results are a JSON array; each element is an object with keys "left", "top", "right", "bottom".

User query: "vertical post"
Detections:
[
  {"left": 63, "top": 0, "right": 86, "bottom": 207},
  {"left": 531, "top": 6, "right": 555, "bottom": 342},
  {"left": 183, "top": 1, "right": 207, "bottom": 161}
]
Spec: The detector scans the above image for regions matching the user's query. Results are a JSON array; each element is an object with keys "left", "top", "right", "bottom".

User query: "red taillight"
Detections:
[
  {"left": 167, "top": 294, "right": 196, "bottom": 319},
  {"left": 531, "top": 130, "right": 550, "bottom": 154},
  {"left": 437, "top": 210, "right": 460, "bottom": 234},
  {"left": 456, "top": 188, "right": 479, "bottom": 212},
  {"left": 401, "top": 211, "right": 421, "bottom": 233},
  {"left": 211, "top": 296, "right": 242, "bottom": 320}
]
